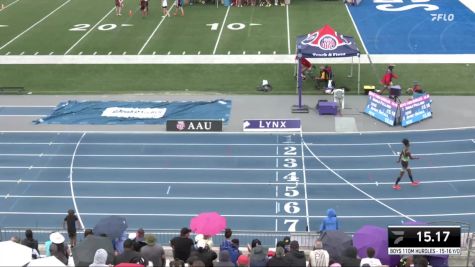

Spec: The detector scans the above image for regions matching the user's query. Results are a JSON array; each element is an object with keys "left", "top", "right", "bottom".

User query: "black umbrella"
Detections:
[
  {"left": 320, "top": 230, "right": 353, "bottom": 262},
  {"left": 93, "top": 215, "right": 128, "bottom": 240},
  {"left": 72, "top": 235, "right": 114, "bottom": 266}
]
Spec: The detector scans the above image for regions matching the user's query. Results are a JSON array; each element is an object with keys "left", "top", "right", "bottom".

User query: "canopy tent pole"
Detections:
[
  {"left": 357, "top": 54, "right": 361, "bottom": 94},
  {"left": 348, "top": 56, "right": 354, "bottom": 78},
  {"left": 291, "top": 55, "right": 309, "bottom": 113}
]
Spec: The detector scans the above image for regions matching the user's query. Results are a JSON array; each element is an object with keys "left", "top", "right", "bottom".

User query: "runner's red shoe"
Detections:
[
  {"left": 411, "top": 180, "right": 420, "bottom": 186},
  {"left": 392, "top": 184, "right": 401, "bottom": 190}
]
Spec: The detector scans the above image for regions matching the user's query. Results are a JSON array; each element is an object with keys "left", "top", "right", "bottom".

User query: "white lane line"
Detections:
[
  {"left": 0, "top": 211, "right": 474, "bottom": 219},
  {"left": 138, "top": 3, "right": 175, "bottom": 55},
  {"left": 299, "top": 131, "right": 310, "bottom": 231},
  {"left": 1, "top": 178, "right": 475, "bottom": 186},
  {"left": 286, "top": 4, "right": 290, "bottom": 54},
  {"left": 303, "top": 141, "right": 415, "bottom": 222},
  {"left": 166, "top": 185, "right": 171, "bottom": 195},
  {"left": 0, "top": 0, "right": 72, "bottom": 51},
  {"left": 1, "top": 138, "right": 473, "bottom": 146},
  {"left": 212, "top": 6, "right": 230, "bottom": 55},
  {"left": 64, "top": 7, "right": 115, "bottom": 55},
  {"left": 69, "top": 132, "right": 86, "bottom": 229},
  {"left": 387, "top": 143, "right": 397, "bottom": 155},
  {"left": 3, "top": 194, "right": 475, "bottom": 201},
  {"left": 1, "top": 164, "right": 475, "bottom": 171}
]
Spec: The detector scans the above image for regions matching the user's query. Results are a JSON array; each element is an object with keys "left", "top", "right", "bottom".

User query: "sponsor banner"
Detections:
[
  {"left": 102, "top": 107, "right": 167, "bottom": 119},
  {"left": 242, "top": 119, "right": 301, "bottom": 132},
  {"left": 400, "top": 94, "right": 432, "bottom": 127},
  {"left": 166, "top": 120, "right": 223, "bottom": 132},
  {"left": 364, "top": 91, "right": 398, "bottom": 126}
]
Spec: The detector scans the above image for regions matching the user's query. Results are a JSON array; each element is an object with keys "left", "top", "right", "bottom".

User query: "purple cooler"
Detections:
[{"left": 318, "top": 101, "right": 338, "bottom": 115}]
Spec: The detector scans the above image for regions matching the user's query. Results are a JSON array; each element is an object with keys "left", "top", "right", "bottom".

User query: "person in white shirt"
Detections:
[
  {"left": 308, "top": 240, "right": 329, "bottom": 267},
  {"left": 360, "top": 247, "right": 382, "bottom": 267}
]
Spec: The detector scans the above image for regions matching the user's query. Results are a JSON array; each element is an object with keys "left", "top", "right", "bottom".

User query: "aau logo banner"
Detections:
[{"left": 166, "top": 120, "right": 223, "bottom": 132}]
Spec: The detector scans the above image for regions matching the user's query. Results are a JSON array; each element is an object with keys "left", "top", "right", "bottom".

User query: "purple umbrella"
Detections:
[{"left": 352, "top": 225, "right": 400, "bottom": 267}]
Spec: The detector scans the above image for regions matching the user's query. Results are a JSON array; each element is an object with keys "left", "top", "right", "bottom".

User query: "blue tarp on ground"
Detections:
[{"left": 34, "top": 100, "right": 232, "bottom": 125}]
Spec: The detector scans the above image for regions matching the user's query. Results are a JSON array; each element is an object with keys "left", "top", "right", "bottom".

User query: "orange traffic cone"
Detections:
[{"left": 129, "top": 9, "right": 133, "bottom": 16}]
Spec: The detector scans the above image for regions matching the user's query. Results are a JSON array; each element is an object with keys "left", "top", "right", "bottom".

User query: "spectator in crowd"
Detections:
[
  {"left": 21, "top": 229, "right": 39, "bottom": 257},
  {"left": 237, "top": 255, "right": 249, "bottom": 267},
  {"left": 359, "top": 247, "right": 381, "bottom": 267},
  {"left": 44, "top": 231, "right": 55, "bottom": 257},
  {"left": 309, "top": 240, "right": 329, "bottom": 267},
  {"left": 114, "top": 239, "right": 148, "bottom": 266},
  {"left": 140, "top": 234, "right": 165, "bottom": 267},
  {"left": 377, "top": 64, "right": 398, "bottom": 95},
  {"left": 169, "top": 259, "right": 185, "bottom": 267},
  {"left": 216, "top": 250, "right": 235, "bottom": 267},
  {"left": 171, "top": 227, "right": 194, "bottom": 262},
  {"left": 319, "top": 208, "right": 339, "bottom": 232},
  {"left": 340, "top": 246, "right": 361, "bottom": 267},
  {"left": 90, "top": 248, "right": 109, "bottom": 267},
  {"left": 133, "top": 228, "right": 147, "bottom": 252},
  {"left": 220, "top": 228, "right": 233, "bottom": 251},
  {"left": 247, "top": 238, "right": 262, "bottom": 252},
  {"left": 229, "top": 239, "right": 241, "bottom": 266},
  {"left": 399, "top": 255, "right": 413, "bottom": 267},
  {"left": 187, "top": 251, "right": 201, "bottom": 266},
  {"left": 196, "top": 234, "right": 214, "bottom": 249},
  {"left": 266, "top": 246, "right": 286, "bottom": 267},
  {"left": 10, "top": 236, "right": 20, "bottom": 243},
  {"left": 194, "top": 238, "right": 218, "bottom": 267},
  {"left": 192, "top": 260, "right": 206, "bottom": 267},
  {"left": 84, "top": 228, "right": 94, "bottom": 238},
  {"left": 115, "top": 231, "right": 128, "bottom": 255},
  {"left": 413, "top": 256, "right": 431, "bottom": 267},
  {"left": 49, "top": 232, "right": 70, "bottom": 265},
  {"left": 283, "top": 241, "right": 306, "bottom": 267},
  {"left": 63, "top": 209, "right": 80, "bottom": 248},
  {"left": 250, "top": 245, "right": 268, "bottom": 267}
]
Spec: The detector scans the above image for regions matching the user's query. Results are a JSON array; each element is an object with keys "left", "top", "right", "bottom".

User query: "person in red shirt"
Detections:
[{"left": 377, "top": 64, "right": 398, "bottom": 95}]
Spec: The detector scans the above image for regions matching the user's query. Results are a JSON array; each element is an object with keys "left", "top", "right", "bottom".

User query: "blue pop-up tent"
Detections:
[{"left": 293, "top": 24, "right": 360, "bottom": 113}]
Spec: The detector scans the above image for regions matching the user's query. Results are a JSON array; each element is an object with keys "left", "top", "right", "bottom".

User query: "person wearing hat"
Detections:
[
  {"left": 133, "top": 228, "right": 147, "bottom": 252},
  {"left": 63, "top": 209, "right": 81, "bottom": 248},
  {"left": 114, "top": 239, "right": 148, "bottom": 266},
  {"left": 237, "top": 255, "right": 249, "bottom": 267},
  {"left": 140, "top": 234, "right": 165, "bottom": 267},
  {"left": 283, "top": 241, "right": 306, "bottom": 267},
  {"left": 249, "top": 245, "right": 268, "bottom": 267},
  {"left": 50, "top": 232, "right": 70, "bottom": 265},
  {"left": 170, "top": 227, "right": 194, "bottom": 262}
]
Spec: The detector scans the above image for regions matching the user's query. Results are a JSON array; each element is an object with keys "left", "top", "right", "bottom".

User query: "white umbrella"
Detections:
[
  {"left": 0, "top": 240, "right": 33, "bottom": 266},
  {"left": 27, "top": 256, "right": 66, "bottom": 267}
]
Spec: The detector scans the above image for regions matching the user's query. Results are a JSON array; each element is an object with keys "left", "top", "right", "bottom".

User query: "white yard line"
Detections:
[
  {"left": 0, "top": 0, "right": 21, "bottom": 11},
  {"left": 64, "top": 7, "right": 115, "bottom": 55},
  {"left": 212, "top": 6, "right": 230, "bottom": 55},
  {"left": 286, "top": 4, "right": 290, "bottom": 54},
  {"left": 138, "top": 3, "right": 175, "bottom": 55},
  {"left": 1, "top": 54, "right": 474, "bottom": 64},
  {"left": 0, "top": 0, "right": 72, "bottom": 51}
]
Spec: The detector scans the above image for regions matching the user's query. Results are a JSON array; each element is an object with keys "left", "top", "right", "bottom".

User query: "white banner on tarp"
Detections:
[{"left": 101, "top": 107, "right": 167, "bottom": 119}]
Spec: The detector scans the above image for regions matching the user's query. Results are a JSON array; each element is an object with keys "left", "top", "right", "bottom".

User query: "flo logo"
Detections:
[
  {"left": 301, "top": 25, "right": 350, "bottom": 50},
  {"left": 166, "top": 120, "right": 223, "bottom": 132}
]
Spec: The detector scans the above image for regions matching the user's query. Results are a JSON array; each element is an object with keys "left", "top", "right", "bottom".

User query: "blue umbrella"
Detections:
[{"left": 93, "top": 215, "right": 128, "bottom": 240}]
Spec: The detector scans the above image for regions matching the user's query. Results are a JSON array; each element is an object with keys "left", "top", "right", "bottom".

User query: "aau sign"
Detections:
[{"left": 166, "top": 120, "right": 223, "bottom": 132}]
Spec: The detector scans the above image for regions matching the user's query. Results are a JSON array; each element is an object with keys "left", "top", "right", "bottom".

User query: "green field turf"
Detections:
[
  {"left": 1, "top": 64, "right": 473, "bottom": 95},
  {"left": 0, "top": 0, "right": 474, "bottom": 95}
]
